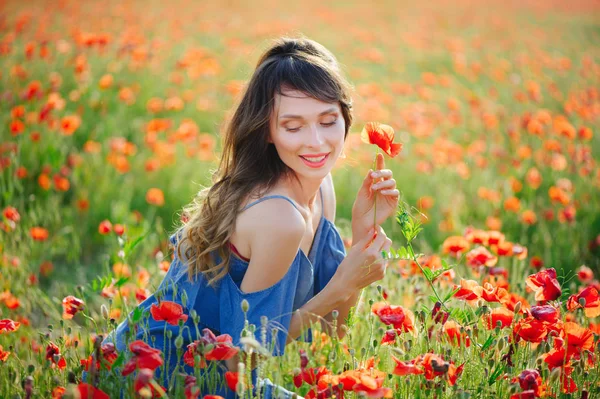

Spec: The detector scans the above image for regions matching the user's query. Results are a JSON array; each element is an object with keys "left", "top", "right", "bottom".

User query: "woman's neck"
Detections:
[{"left": 281, "top": 175, "right": 323, "bottom": 212}]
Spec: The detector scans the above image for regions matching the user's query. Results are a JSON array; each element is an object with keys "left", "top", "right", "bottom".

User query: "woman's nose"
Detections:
[{"left": 307, "top": 124, "right": 324, "bottom": 146}]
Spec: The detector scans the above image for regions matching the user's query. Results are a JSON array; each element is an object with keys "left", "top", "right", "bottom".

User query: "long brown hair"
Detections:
[{"left": 176, "top": 36, "right": 354, "bottom": 287}]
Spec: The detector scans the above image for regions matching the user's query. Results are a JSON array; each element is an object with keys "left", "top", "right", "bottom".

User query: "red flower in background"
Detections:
[
  {"left": 466, "top": 246, "right": 498, "bottom": 268},
  {"left": 150, "top": 301, "right": 189, "bottom": 325},
  {"left": 361, "top": 122, "right": 403, "bottom": 157},
  {"left": 526, "top": 268, "right": 561, "bottom": 302},
  {"left": 45, "top": 342, "right": 67, "bottom": 369},
  {"left": 122, "top": 340, "right": 163, "bottom": 376},
  {"left": 0, "top": 319, "right": 20, "bottom": 334},
  {"left": 62, "top": 295, "right": 85, "bottom": 319}
]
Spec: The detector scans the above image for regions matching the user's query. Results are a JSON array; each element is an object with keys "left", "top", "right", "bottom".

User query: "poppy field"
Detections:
[{"left": 1, "top": 0, "right": 599, "bottom": 398}]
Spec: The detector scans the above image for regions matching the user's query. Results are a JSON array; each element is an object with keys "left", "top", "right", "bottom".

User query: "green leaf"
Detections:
[
  {"left": 443, "top": 287, "right": 460, "bottom": 303},
  {"left": 111, "top": 352, "right": 125, "bottom": 369},
  {"left": 123, "top": 230, "right": 150, "bottom": 259},
  {"left": 114, "top": 276, "right": 130, "bottom": 288},
  {"left": 480, "top": 334, "right": 496, "bottom": 352},
  {"left": 131, "top": 307, "right": 144, "bottom": 324}
]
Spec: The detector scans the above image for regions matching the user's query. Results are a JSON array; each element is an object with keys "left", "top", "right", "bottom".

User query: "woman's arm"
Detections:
[{"left": 320, "top": 173, "right": 361, "bottom": 339}]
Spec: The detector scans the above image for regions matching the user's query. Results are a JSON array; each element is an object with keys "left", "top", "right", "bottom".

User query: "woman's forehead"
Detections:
[{"left": 274, "top": 89, "right": 340, "bottom": 119}]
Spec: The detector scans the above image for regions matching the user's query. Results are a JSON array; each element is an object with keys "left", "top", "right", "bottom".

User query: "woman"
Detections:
[{"left": 94, "top": 36, "right": 400, "bottom": 398}]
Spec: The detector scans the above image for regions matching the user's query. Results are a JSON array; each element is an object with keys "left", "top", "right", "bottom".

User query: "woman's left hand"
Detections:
[{"left": 351, "top": 153, "right": 400, "bottom": 243}]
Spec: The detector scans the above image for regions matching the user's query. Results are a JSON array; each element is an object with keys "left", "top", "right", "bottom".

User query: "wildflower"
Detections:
[
  {"left": 30, "top": 227, "right": 49, "bottom": 241},
  {"left": 0, "top": 319, "right": 21, "bottom": 334},
  {"left": 121, "top": 340, "right": 163, "bottom": 376},
  {"left": 484, "top": 307, "right": 514, "bottom": 329},
  {"left": 146, "top": 188, "right": 165, "bottom": 206},
  {"left": 371, "top": 302, "right": 415, "bottom": 334},
  {"left": 150, "top": 301, "right": 189, "bottom": 325},
  {"left": 566, "top": 286, "right": 600, "bottom": 317},
  {"left": 45, "top": 342, "right": 67, "bottom": 369},
  {"left": 361, "top": 122, "right": 403, "bottom": 157},
  {"left": 62, "top": 295, "right": 85, "bottom": 319},
  {"left": 525, "top": 268, "right": 562, "bottom": 302}
]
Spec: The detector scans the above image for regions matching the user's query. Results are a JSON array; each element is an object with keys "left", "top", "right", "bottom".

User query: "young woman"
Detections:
[{"left": 95, "top": 36, "right": 400, "bottom": 397}]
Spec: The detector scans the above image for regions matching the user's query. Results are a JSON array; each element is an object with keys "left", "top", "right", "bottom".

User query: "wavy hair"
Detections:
[{"left": 175, "top": 36, "right": 354, "bottom": 287}]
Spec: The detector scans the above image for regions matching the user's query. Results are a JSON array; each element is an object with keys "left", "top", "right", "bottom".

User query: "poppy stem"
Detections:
[{"left": 372, "top": 149, "right": 378, "bottom": 230}]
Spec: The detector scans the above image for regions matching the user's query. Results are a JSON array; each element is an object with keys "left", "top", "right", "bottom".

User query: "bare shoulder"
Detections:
[
  {"left": 236, "top": 199, "right": 306, "bottom": 294},
  {"left": 321, "top": 173, "right": 336, "bottom": 222}
]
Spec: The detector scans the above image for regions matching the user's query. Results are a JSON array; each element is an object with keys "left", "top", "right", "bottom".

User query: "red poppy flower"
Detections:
[
  {"left": 466, "top": 246, "right": 498, "bottom": 268},
  {"left": 453, "top": 279, "right": 480, "bottom": 302},
  {"left": 517, "top": 369, "right": 541, "bottom": 392},
  {"left": 0, "top": 346, "right": 10, "bottom": 362},
  {"left": 371, "top": 302, "right": 415, "bottom": 333},
  {"left": 352, "top": 375, "right": 392, "bottom": 398},
  {"left": 512, "top": 316, "right": 548, "bottom": 343},
  {"left": 150, "top": 301, "right": 189, "bottom": 325},
  {"left": 380, "top": 329, "right": 397, "bottom": 345},
  {"left": 224, "top": 371, "right": 238, "bottom": 392},
  {"left": 361, "top": 122, "right": 403, "bottom": 157},
  {"left": 2, "top": 206, "right": 20, "bottom": 222},
  {"left": 62, "top": 295, "right": 85, "bottom": 319},
  {"left": 442, "top": 236, "right": 471, "bottom": 258},
  {"left": 474, "top": 282, "right": 509, "bottom": 304},
  {"left": 577, "top": 265, "right": 594, "bottom": 283},
  {"left": 184, "top": 329, "right": 239, "bottom": 367},
  {"left": 77, "top": 383, "right": 110, "bottom": 399},
  {"left": 510, "top": 391, "right": 536, "bottom": 399},
  {"left": 391, "top": 356, "right": 424, "bottom": 376},
  {"left": 443, "top": 320, "right": 470, "bottom": 347},
  {"left": 134, "top": 368, "right": 166, "bottom": 398},
  {"left": 484, "top": 307, "right": 514, "bottom": 330},
  {"left": 566, "top": 286, "right": 600, "bottom": 318},
  {"left": 121, "top": 340, "right": 163, "bottom": 376},
  {"left": 0, "top": 319, "right": 20, "bottom": 334},
  {"left": 529, "top": 305, "right": 560, "bottom": 323},
  {"left": 562, "top": 322, "right": 594, "bottom": 358},
  {"left": 30, "top": 226, "right": 49, "bottom": 241},
  {"left": 525, "top": 268, "right": 562, "bottom": 302},
  {"left": 45, "top": 342, "right": 67, "bottom": 369}
]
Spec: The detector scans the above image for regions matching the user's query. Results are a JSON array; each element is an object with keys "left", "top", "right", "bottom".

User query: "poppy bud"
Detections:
[
  {"left": 241, "top": 299, "right": 249, "bottom": 313},
  {"left": 101, "top": 304, "right": 109, "bottom": 320},
  {"left": 174, "top": 335, "right": 184, "bottom": 349},
  {"left": 513, "top": 301, "right": 522, "bottom": 315},
  {"left": 578, "top": 297, "right": 586, "bottom": 307},
  {"left": 331, "top": 310, "right": 339, "bottom": 320}
]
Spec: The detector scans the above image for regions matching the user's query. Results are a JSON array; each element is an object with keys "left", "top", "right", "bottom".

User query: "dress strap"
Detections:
[
  {"left": 241, "top": 186, "right": 324, "bottom": 218},
  {"left": 241, "top": 195, "right": 301, "bottom": 213}
]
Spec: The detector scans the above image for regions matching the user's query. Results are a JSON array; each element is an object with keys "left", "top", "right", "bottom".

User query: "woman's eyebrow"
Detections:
[{"left": 279, "top": 107, "right": 338, "bottom": 120}]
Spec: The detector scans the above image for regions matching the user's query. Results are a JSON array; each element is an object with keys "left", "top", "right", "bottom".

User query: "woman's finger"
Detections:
[{"left": 371, "top": 179, "right": 396, "bottom": 191}]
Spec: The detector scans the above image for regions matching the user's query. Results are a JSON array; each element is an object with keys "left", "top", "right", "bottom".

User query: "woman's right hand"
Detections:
[{"left": 332, "top": 225, "right": 392, "bottom": 293}]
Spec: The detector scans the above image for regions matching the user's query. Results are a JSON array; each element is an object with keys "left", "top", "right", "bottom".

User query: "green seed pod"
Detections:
[
  {"left": 174, "top": 335, "right": 184, "bottom": 349},
  {"left": 241, "top": 299, "right": 250, "bottom": 313},
  {"left": 166, "top": 330, "right": 173, "bottom": 339},
  {"left": 332, "top": 310, "right": 339, "bottom": 320},
  {"left": 513, "top": 301, "right": 522, "bottom": 315},
  {"left": 578, "top": 297, "right": 586, "bottom": 307},
  {"left": 549, "top": 367, "right": 561, "bottom": 384},
  {"left": 497, "top": 337, "right": 505, "bottom": 351},
  {"left": 101, "top": 305, "right": 109, "bottom": 320}
]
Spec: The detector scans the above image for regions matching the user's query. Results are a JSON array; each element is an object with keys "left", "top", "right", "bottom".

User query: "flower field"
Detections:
[{"left": 1, "top": 0, "right": 599, "bottom": 398}]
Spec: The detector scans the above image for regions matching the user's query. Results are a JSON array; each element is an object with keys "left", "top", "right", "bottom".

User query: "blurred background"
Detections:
[{"left": 1, "top": 0, "right": 599, "bottom": 318}]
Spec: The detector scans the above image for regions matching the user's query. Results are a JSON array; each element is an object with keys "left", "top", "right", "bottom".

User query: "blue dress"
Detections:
[{"left": 88, "top": 187, "right": 347, "bottom": 398}]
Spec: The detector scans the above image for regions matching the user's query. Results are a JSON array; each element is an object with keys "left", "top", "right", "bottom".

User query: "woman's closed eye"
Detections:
[{"left": 285, "top": 121, "right": 337, "bottom": 132}]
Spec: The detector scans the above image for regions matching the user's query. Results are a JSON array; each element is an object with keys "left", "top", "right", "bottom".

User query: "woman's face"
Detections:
[{"left": 269, "top": 88, "right": 346, "bottom": 182}]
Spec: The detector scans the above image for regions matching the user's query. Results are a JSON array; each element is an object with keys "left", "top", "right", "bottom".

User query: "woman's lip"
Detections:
[
  {"left": 299, "top": 152, "right": 330, "bottom": 157},
  {"left": 299, "top": 153, "right": 329, "bottom": 168}
]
